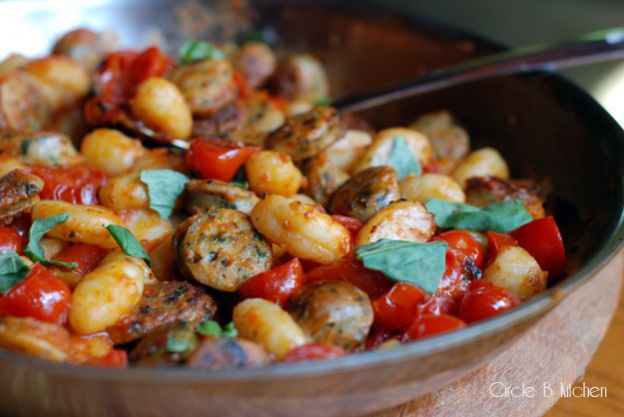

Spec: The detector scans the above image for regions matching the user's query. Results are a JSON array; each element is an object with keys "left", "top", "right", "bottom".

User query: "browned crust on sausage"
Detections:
[
  {"left": 106, "top": 281, "right": 216, "bottom": 345},
  {"left": 187, "top": 337, "right": 270, "bottom": 369},
  {"left": 328, "top": 166, "right": 400, "bottom": 222},
  {"left": 465, "top": 176, "right": 545, "bottom": 219}
]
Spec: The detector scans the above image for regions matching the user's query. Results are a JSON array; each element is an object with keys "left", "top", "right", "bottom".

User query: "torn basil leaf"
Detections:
[
  {"left": 197, "top": 320, "right": 223, "bottom": 337},
  {"left": 24, "top": 213, "right": 77, "bottom": 269},
  {"left": 196, "top": 320, "right": 238, "bottom": 338},
  {"left": 179, "top": 40, "right": 224, "bottom": 64},
  {"left": 356, "top": 239, "right": 447, "bottom": 294},
  {"left": 314, "top": 97, "right": 332, "bottom": 106},
  {"left": 105, "top": 225, "right": 151, "bottom": 267},
  {"left": 140, "top": 169, "right": 190, "bottom": 219},
  {"left": 230, "top": 180, "right": 249, "bottom": 190},
  {"left": 425, "top": 199, "right": 532, "bottom": 233},
  {"left": 0, "top": 251, "right": 31, "bottom": 295},
  {"left": 388, "top": 136, "right": 422, "bottom": 179}
]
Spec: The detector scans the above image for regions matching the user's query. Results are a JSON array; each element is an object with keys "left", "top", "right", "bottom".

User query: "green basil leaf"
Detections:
[
  {"left": 314, "top": 97, "right": 332, "bottom": 106},
  {"left": 425, "top": 199, "right": 532, "bottom": 233},
  {"left": 388, "top": 137, "right": 422, "bottom": 179},
  {"left": 24, "top": 213, "right": 77, "bottom": 269},
  {"left": 105, "top": 225, "right": 151, "bottom": 267},
  {"left": 356, "top": 239, "right": 447, "bottom": 294},
  {"left": 222, "top": 322, "right": 238, "bottom": 338},
  {"left": 196, "top": 320, "right": 223, "bottom": 337},
  {"left": 166, "top": 334, "right": 191, "bottom": 353},
  {"left": 229, "top": 180, "right": 249, "bottom": 190},
  {"left": 179, "top": 40, "right": 224, "bottom": 64},
  {"left": 140, "top": 169, "right": 190, "bottom": 219},
  {"left": 0, "top": 251, "right": 31, "bottom": 295}
]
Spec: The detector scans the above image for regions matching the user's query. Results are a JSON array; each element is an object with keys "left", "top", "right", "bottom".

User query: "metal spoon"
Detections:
[
  {"left": 166, "top": 26, "right": 624, "bottom": 151},
  {"left": 333, "top": 26, "right": 624, "bottom": 113}
]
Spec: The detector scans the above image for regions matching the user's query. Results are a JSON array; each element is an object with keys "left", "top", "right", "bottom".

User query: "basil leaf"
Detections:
[
  {"left": 197, "top": 320, "right": 223, "bottom": 337},
  {"left": 140, "top": 169, "right": 190, "bottom": 219},
  {"left": 179, "top": 40, "right": 224, "bottom": 64},
  {"left": 425, "top": 199, "right": 532, "bottom": 233},
  {"left": 166, "top": 334, "right": 191, "bottom": 353},
  {"left": 230, "top": 180, "right": 249, "bottom": 190},
  {"left": 0, "top": 251, "right": 31, "bottom": 295},
  {"left": 24, "top": 214, "right": 77, "bottom": 269},
  {"left": 105, "top": 225, "right": 151, "bottom": 267},
  {"left": 314, "top": 97, "right": 332, "bottom": 106},
  {"left": 388, "top": 137, "right": 422, "bottom": 179},
  {"left": 222, "top": 322, "right": 238, "bottom": 338},
  {"left": 356, "top": 239, "right": 447, "bottom": 294}
]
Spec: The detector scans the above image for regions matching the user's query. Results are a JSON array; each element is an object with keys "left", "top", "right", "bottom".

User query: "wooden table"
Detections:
[{"left": 545, "top": 280, "right": 624, "bottom": 417}]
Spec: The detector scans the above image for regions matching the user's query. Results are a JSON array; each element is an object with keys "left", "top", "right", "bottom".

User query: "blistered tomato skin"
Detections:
[
  {"left": 186, "top": 138, "right": 259, "bottom": 182},
  {"left": 372, "top": 283, "right": 426, "bottom": 331},
  {"left": 281, "top": 343, "right": 346, "bottom": 363},
  {"left": 0, "top": 226, "right": 26, "bottom": 254},
  {"left": 0, "top": 264, "right": 72, "bottom": 325},
  {"left": 404, "top": 314, "right": 466, "bottom": 340},
  {"left": 458, "top": 280, "right": 520, "bottom": 324},
  {"left": 433, "top": 230, "right": 485, "bottom": 269},
  {"left": 30, "top": 165, "right": 108, "bottom": 205},
  {"left": 238, "top": 258, "right": 304, "bottom": 306}
]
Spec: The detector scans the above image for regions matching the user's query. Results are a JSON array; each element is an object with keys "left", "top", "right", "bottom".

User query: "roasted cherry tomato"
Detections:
[
  {"left": 86, "top": 349, "right": 129, "bottom": 368},
  {"left": 0, "top": 264, "right": 71, "bottom": 325},
  {"left": 54, "top": 244, "right": 109, "bottom": 277},
  {"left": 433, "top": 230, "right": 485, "bottom": 269},
  {"left": 458, "top": 280, "right": 520, "bottom": 323},
  {"left": 238, "top": 258, "right": 304, "bottom": 305},
  {"left": 186, "top": 138, "right": 259, "bottom": 182},
  {"left": 485, "top": 231, "right": 518, "bottom": 267},
  {"left": 281, "top": 343, "right": 346, "bottom": 363},
  {"left": 330, "top": 215, "right": 363, "bottom": 238},
  {"left": 0, "top": 226, "right": 26, "bottom": 254},
  {"left": 30, "top": 165, "right": 108, "bottom": 205},
  {"left": 233, "top": 72, "right": 254, "bottom": 99},
  {"left": 404, "top": 314, "right": 466, "bottom": 340},
  {"left": 85, "top": 47, "right": 173, "bottom": 124},
  {"left": 510, "top": 216, "right": 566, "bottom": 280},
  {"left": 96, "top": 47, "right": 173, "bottom": 102},
  {"left": 305, "top": 257, "right": 392, "bottom": 299},
  {"left": 372, "top": 283, "right": 426, "bottom": 331}
]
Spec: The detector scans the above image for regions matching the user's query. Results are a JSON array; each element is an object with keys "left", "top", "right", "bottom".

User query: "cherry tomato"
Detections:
[
  {"left": 417, "top": 294, "right": 456, "bottom": 316},
  {"left": 433, "top": 230, "right": 485, "bottom": 269},
  {"left": 510, "top": 216, "right": 566, "bottom": 280},
  {"left": 232, "top": 72, "right": 254, "bottom": 99},
  {"left": 54, "top": 244, "right": 108, "bottom": 277},
  {"left": 404, "top": 314, "right": 466, "bottom": 340},
  {"left": 304, "top": 257, "right": 392, "bottom": 299},
  {"left": 0, "top": 264, "right": 71, "bottom": 325},
  {"left": 485, "top": 231, "right": 518, "bottom": 267},
  {"left": 281, "top": 343, "right": 346, "bottom": 363},
  {"left": 0, "top": 226, "right": 26, "bottom": 254},
  {"left": 426, "top": 248, "right": 474, "bottom": 316},
  {"left": 330, "top": 215, "right": 363, "bottom": 237},
  {"left": 372, "top": 283, "right": 426, "bottom": 330},
  {"left": 85, "top": 47, "right": 173, "bottom": 125},
  {"left": 30, "top": 165, "right": 108, "bottom": 205},
  {"left": 458, "top": 280, "right": 520, "bottom": 323},
  {"left": 86, "top": 349, "right": 129, "bottom": 368},
  {"left": 238, "top": 258, "right": 304, "bottom": 305},
  {"left": 186, "top": 138, "right": 259, "bottom": 182},
  {"left": 96, "top": 47, "right": 173, "bottom": 102}
]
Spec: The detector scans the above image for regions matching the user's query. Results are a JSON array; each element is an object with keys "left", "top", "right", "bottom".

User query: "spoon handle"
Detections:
[{"left": 333, "top": 26, "right": 624, "bottom": 113}]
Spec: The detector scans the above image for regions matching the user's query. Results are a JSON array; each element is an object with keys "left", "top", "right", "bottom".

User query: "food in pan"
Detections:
[{"left": 0, "top": 28, "right": 566, "bottom": 368}]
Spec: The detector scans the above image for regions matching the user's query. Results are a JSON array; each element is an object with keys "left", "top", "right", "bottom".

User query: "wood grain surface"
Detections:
[
  {"left": 544, "top": 280, "right": 624, "bottom": 417},
  {"left": 370, "top": 252, "right": 623, "bottom": 417}
]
